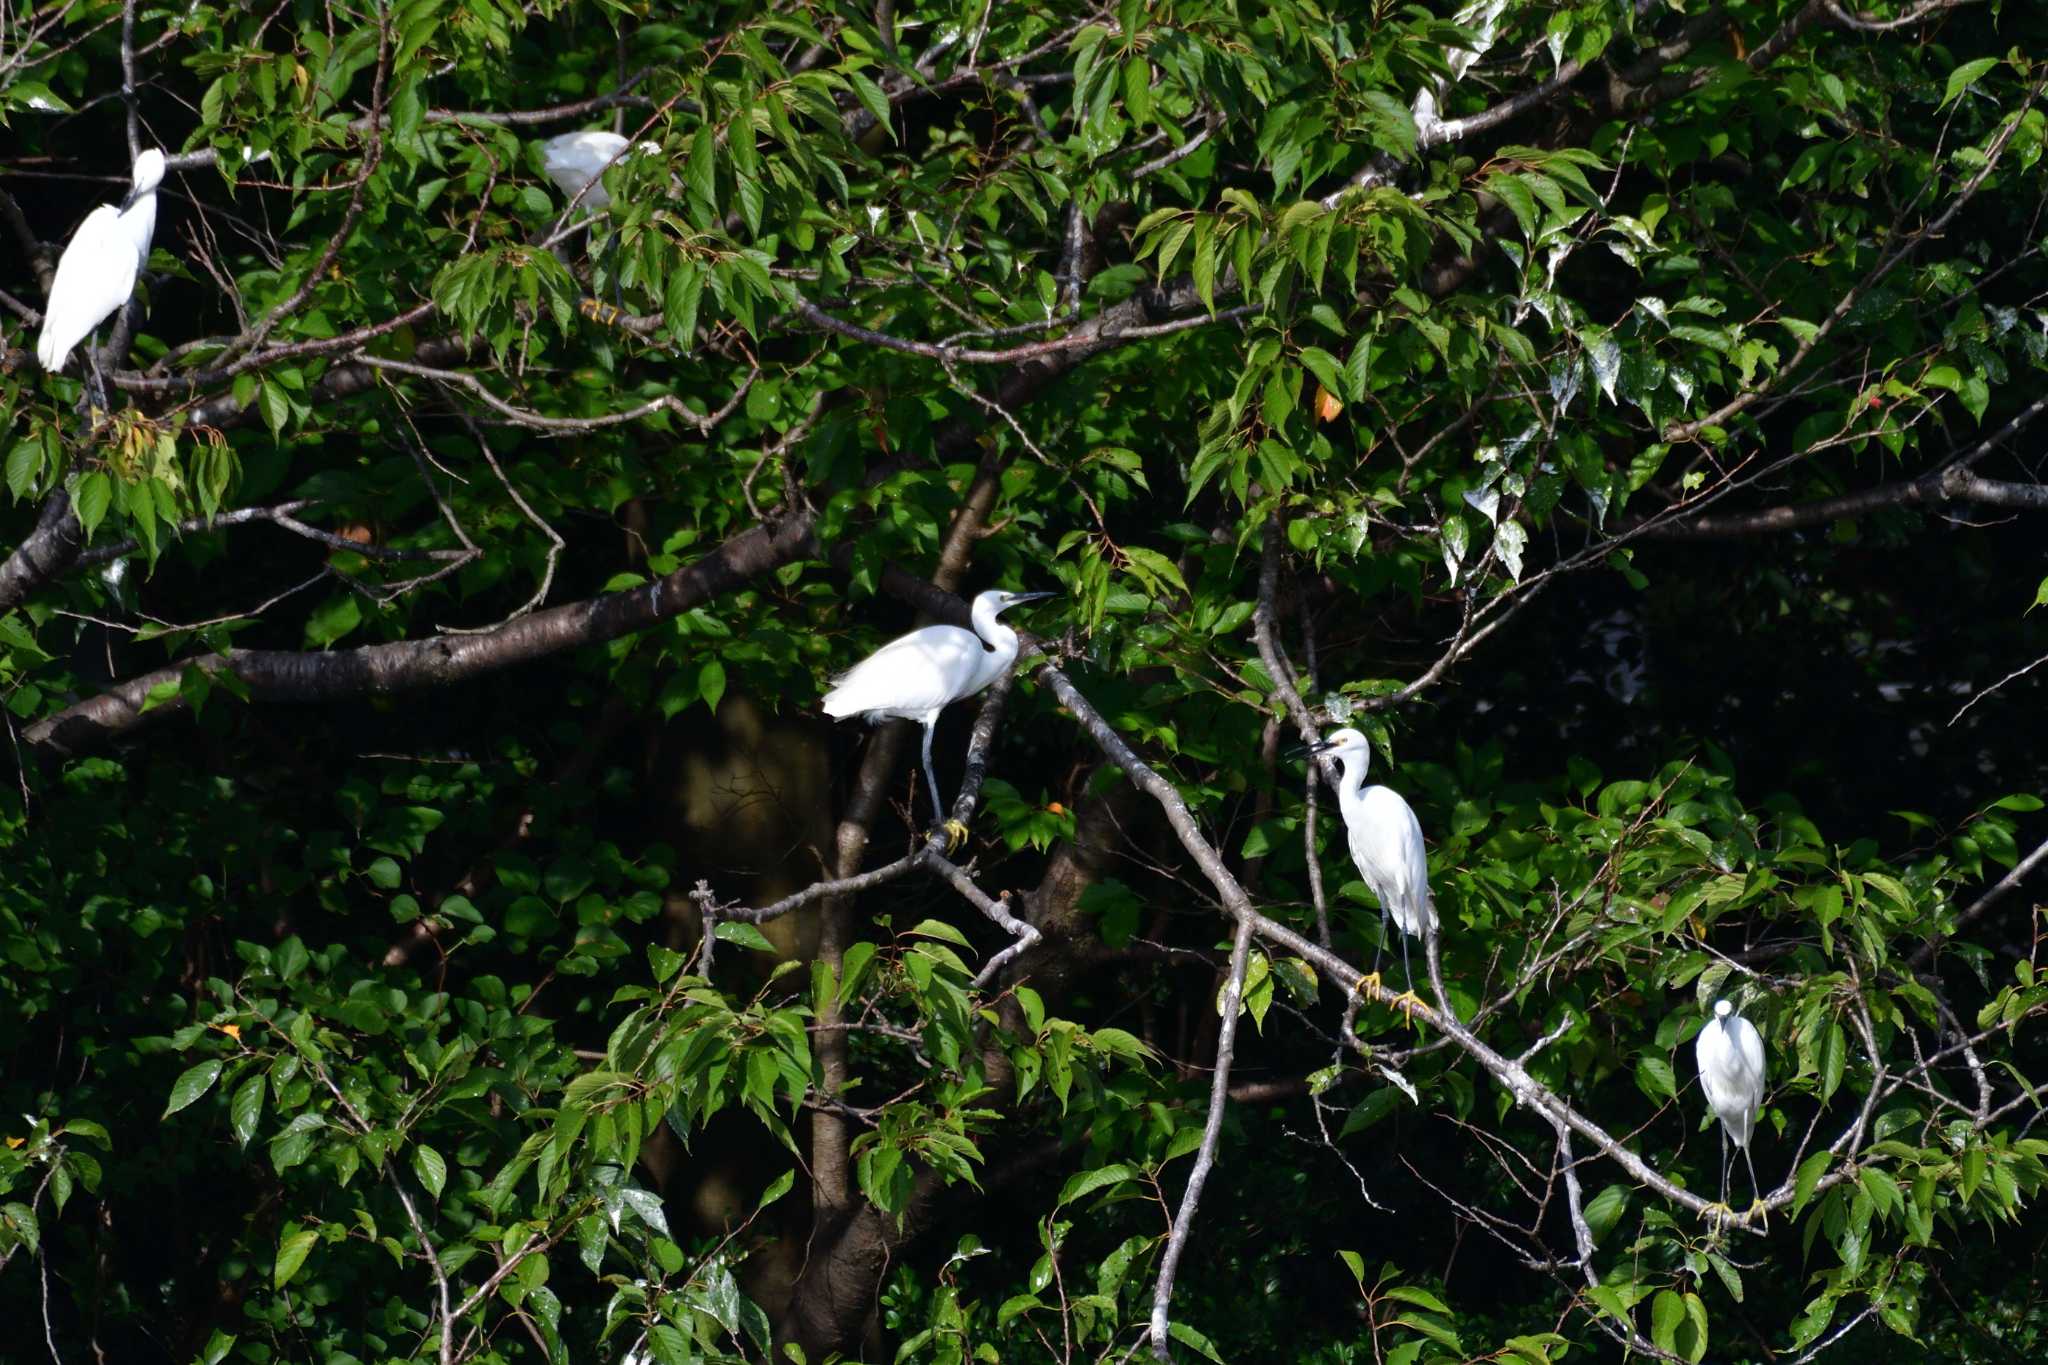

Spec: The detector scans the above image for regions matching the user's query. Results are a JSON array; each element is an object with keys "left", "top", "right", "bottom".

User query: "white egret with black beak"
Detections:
[
  {"left": 37, "top": 148, "right": 166, "bottom": 380},
  {"left": 823, "top": 589, "right": 1054, "bottom": 844},
  {"left": 1695, "top": 998, "right": 1767, "bottom": 1221},
  {"left": 1307, "top": 726, "right": 1435, "bottom": 1013}
]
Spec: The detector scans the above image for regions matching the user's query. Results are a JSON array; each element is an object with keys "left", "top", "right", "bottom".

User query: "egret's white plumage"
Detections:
[
  {"left": 36, "top": 148, "right": 165, "bottom": 373},
  {"left": 541, "top": 131, "right": 657, "bottom": 210},
  {"left": 1695, "top": 998, "right": 1767, "bottom": 1207},
  {"left": 823, "top": 589, "right": 1053, "bottom": 826},
  {"left": 1314, "top": 726, "right": 1435, "bottom": 950}
]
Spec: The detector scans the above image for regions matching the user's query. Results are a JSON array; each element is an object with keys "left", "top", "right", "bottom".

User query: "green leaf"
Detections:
[
  {"left": 1635, "top": 1054, "right": 1677, "bottom": 1101},
  {"left": 1941, "top": 57, "right": 2000, "bottom": 109},
  {"left": 73, "top": 473, "right": 112, "bottom": 539},
  {"left": 713, "top": 921, "right": 776, "bottom": 953},
  {"left": 1057, "top": 1163, "right": 1137, "bottom": 1206},
  {"left": 229, "top": 1074, "right": 265, "bottom": 1149},
  {"left": 163, "top": 1060, "right": 224, "bottom": 1118},
  {"left": 303, "top": 595, "right": 363, "bottom": 648},
  {"left": 1168, "top": 1320, "right": 1226, "bottom": 1362},
  {"left": 5, "top": 440, "right": 43, "bottom": 501},
  {"left": 274, "top": 1227, "right": 317, "bottom": 1289},
  {"left": 755, "top": 1168, "right": 796, "bottom": 1211},
  {"left": 699, "top": 658, "right": 727, "bottom": 715},
  {"left": 1792, "top": 1149, "right": 1831, "bottom": 1214},
  {"left": 412, "top": 1144, "right": 447, "bottom": 1200}
]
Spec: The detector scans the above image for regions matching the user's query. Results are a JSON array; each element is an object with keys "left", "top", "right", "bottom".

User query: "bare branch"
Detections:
[{"left": 1147, "top": 915, "right": 1253, "bottom": 1359}]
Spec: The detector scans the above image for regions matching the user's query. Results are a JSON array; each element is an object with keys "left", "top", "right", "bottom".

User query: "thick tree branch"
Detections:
[
  {"left": 0, "top": 493, "right": 87, "bottom": 614},
  {"left": 23, "top": 511, "right": 823, "bottom": 755}
]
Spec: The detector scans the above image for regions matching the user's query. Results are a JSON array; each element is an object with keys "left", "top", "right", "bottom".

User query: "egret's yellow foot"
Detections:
[
  {"left": 1353, "top": 971, "right": 1382, "bottom": 999},
  {"left": 1388, "top": 990, "right": 1426, "bottom": 1020},
  {"left": 579, "top": 297, "right": 624, "bottom": 327},
  {"left": 1746, "top": 1199, "right": 1769, "bottom": 1231},
  {"left": 1700, "top": 1201, "right": 1734, "bottom": 1234},
  {"left": 940, "top": 819, "right": 970, "bottom": 852}
]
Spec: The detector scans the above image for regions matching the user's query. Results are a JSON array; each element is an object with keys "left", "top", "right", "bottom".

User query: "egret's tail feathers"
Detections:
[{"left": 35, "top": 330, "right": 72, "bottom": 373}]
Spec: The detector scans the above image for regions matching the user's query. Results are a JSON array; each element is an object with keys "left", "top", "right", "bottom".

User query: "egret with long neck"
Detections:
[
  {"left": 37, "top": 148, "right": 166, "bottom": 381},
  {"left": 1309, "top": 726, "right": 1436, "bottom": 1010},
  {"left": 1695, "top": 997, "right": 1767, "bottom": 1222},
  {"left": 823, "top": 589, "right": 1054, "bottom": 842}
]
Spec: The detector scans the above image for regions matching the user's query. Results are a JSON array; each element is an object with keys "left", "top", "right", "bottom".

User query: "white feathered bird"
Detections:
[
  {"left": 1695, "top": 998, "right": 1767, "bottom": 1211},
  {"left": 541, "top": 130, "right": 658, "bottom": 210},
  {"left": 1309, "top": 727, "right": 1436, "bottom": 996},
  {"left": 822, "top": 589, "right": 1053, "bottom": 833},
  {"left": 37, "top": 148, "right": 166, "bottom": 373}
]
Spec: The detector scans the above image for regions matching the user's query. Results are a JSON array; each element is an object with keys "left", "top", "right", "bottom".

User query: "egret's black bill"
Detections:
[
  {"left": 1008, "top": 591, "right": 1057, "bottom": 605},
  {"left": 1285, "top": 740, "right": 1336, "bottom": 759}
]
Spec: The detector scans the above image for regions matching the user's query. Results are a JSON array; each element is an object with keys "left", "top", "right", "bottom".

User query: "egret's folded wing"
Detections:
[
  {"left": 37, "top": 206, "right": 138, "bottom": 372},
  {"left": 1735, "top": 1016, "right": 1766, "bottom": 1087},
  {"left": 822, "top": 626, "right": 985, "bottom": 719}
]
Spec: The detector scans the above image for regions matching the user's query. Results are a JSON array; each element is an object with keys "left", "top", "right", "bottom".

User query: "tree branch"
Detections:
[
  {"left": 1147, "top": 915, "right": 1253, "bottom": 1360},
  {"left": 23, "top": 510, "right": 823, "bottom": 755}
]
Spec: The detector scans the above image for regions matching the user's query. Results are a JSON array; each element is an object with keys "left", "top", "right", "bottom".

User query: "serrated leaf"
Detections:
[
  {"left": 1057, "top": 1163, "right": 1137, "bottom": 1206},
  {"left": 229, "top": 1073, "right": 265, "bottom": 1148},
  {"left": 163, "top": 1060, "right": 224, "bottom": 1118},
  {"left": 73, "top": 473, "right": 111, "bottom": 539},
  {"left": 412, "top": 1144, "right": 447, "bottom": 1200},
  {"left": 713, "top": 921, "right": 776, "bottom": 953}
]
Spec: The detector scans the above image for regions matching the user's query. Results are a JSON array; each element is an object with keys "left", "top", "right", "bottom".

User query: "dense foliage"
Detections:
[{"left": 3, "top": 1, "right": 2047, "bottom": 1362}]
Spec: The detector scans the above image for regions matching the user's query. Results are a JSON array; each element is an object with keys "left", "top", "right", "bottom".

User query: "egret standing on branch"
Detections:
[
  {"left": 1695, "top": 998, "right": 1767, "bottom": 1221},
  {"left": 823, "top": 589, "right": 1054, "bottom": 845},
  {"left": 36, "top": 148, "right": 166, "bottom": 389},
  {"left": 1308, "top": 726, "right": 1436, "bottom": 1013}
]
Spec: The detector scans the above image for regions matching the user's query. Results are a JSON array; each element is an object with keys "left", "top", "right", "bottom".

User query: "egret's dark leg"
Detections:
[
  {"left": 1719, "top": 1127, "right": 1731, "bottom": 1208},
  {"left": 86, "top": 334, "right": 110, "bottom": 415},
  {"left": 1400, "top": 927, "right": 1414, "bottom": 993},
  {"left": 604, "top": 233, "right": 624, "bottom": 312},
  {"left": 920, "top": 719, "right": 947, "bottom": 827},
  {"left": 1741, "top": 1141, "right": 1761, "bottom": 1205},
  {"left": 1374, "top": 907, "right": 1389, "bottom": 976}
]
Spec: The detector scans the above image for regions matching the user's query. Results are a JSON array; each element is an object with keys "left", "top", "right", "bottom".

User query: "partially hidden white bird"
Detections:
[
  {"left": 540, "top": 130, "right": 658, "bottom": 210},
  {"left": 1309, "top": 726, "right": 1436, "bottom": 1008},
  {"left": 1695, "top": 998, "right": 1767, "bottom": 1216},
  {"left": 822, "top": 589, "right": 1054, "bottom": 840},
  {"left": 37, "top": 147, "right": 166, "bottom": 375}
]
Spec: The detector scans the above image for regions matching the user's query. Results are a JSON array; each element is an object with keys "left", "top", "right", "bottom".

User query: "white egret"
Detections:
[
  {"left": 540, "top": 130, "right": 657, "bottom": 211},
  {"left": 822, "top": 589, "right": 1054, "bottom": 842},
  {"left": 36, "top": 148, "right": 166, "bottom": 376},
  {"left": 1308, "top": 726, "right": 1435, "bottom": 1011},
  {"left": 1695, "top": 998, "right": 1767, "bottom": 1217}
]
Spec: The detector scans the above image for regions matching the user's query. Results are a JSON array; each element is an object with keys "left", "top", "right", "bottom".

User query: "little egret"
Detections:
[
  {"left": 822, "top": 589, "right": 1054, "bottom": 842},
  {"left": 1695, "top": 998, "right": 1767, "bottom": 1219},
  {"left": 541, "top": 130, "right": 657, "bottom": 211},
  {"left": 36, "top": 148, "right": 166, "bottom": 377},
  {"left": 1307, "top": 727, "right": 1435, "bottom": 1013}
]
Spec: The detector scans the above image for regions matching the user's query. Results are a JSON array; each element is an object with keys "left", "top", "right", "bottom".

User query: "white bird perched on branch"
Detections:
[
  {"left": 540, "top": 130, "right": 658, "bottom": 210},
  {"left": 1306, "top": 726, "right": 1435, "bottom": 1013},
  {"left": 1695, "top": 997, "right": 1767, "bottom": 1220},
  {"left": 37, "top": 147, "right": 166, "bottom": 377},
  {"left": 822, "top": 589, "right": 1054, "bottom": 844}
]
